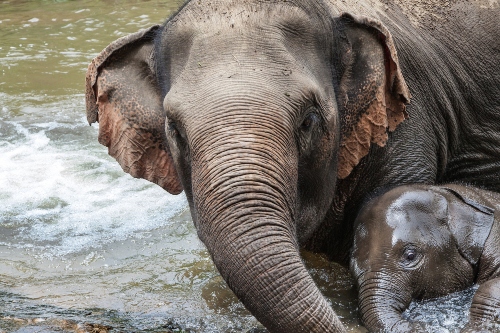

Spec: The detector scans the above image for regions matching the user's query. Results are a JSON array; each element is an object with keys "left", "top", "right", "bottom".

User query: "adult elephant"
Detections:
[{"left": 85, "top": 0, "right": 500, "bottom": 332}]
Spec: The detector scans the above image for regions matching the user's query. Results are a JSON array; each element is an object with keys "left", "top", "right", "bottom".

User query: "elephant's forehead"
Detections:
[
  {"left": 162, "top": 1, "right": 337, "bottom": 132},
  {"left": 171, "top": 0, "right": 316, "bottom": 33},
  {"left": 164, "top": 7, "right": 331, "bottom": 103},
  {"left": 166, "top": 1, "right": 325, "bottom": 71},
  {"left": 384, "top": 191, "right": 449, "bottom": 247}
]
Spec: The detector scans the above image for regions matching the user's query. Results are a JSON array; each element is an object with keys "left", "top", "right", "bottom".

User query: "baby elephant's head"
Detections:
[{"left": 350, "top": 185, "right": 494, "bottom": 332}]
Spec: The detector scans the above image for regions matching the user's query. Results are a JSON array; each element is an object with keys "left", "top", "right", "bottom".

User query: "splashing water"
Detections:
[
  {"left": 0, "top": 1, "right": 480, "bottom": 332},
  {"left": 0, "top": 107, "right": 187, "bottom": 258},
  {"left": 403, "top": 287, "right": 477, "bottom": 333}
]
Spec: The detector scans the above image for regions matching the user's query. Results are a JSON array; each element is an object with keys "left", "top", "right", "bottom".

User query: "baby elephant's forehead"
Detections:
[
  {"left": 385, "top": 190, "right": 437, "bottom": 227},
  {"left": 382, "top": 189, "right": 449, "bottom": 245}
]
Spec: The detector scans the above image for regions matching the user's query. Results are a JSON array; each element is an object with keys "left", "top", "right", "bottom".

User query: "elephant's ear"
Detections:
[
  {"left": 336, "top": 13, "right": 411, "bottom": 179},
  {"left": 444, "top": 188, "right": 494, "bottom": 266},
  {"left": 85, "top": 26, "right": 183, "bottom": 194}
]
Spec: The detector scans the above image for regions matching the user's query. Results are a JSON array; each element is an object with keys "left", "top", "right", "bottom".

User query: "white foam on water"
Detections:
[
  {"left": 403, "top": 286, "right": 477, "bottom": 333},
  {"left": 0, "top": 97, "right": 188, "bottom": 258}
]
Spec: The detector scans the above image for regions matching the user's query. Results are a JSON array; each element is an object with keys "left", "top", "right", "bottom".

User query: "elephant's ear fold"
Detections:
[
  {"left": 444, "top": 188, "right": 494, "bottom": 265},
  {"left": 85, "top": 26, "right": 183, "bottom": 194},
  {"left": 336, "top": 13, "right": 411, "bottom": 179}
]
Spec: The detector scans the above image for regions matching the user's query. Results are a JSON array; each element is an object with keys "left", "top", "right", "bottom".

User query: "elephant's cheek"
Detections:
[{"left": 296, "top": 134, "right": 339, "bottom": 243}]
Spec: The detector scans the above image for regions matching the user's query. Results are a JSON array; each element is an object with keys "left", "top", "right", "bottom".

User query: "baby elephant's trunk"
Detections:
[{"left": 357, "top": 271, "right": 425, "bottom": 332}]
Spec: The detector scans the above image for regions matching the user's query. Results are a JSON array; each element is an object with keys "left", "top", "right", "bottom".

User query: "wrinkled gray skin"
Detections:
[
  {"left": 85, "top": 0, "right": 500, "bottom": 332},
  {"left": 351, "top": 184, "right": 500, "bottom": 332}
]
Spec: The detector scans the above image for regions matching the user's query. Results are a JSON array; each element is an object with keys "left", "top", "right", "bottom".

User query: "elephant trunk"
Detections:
[
  {"left": 189, "top": 121, "right": 345, "bottom": 332},
  {"left": 358, "top": 272, "right": 424, "bottom": 333},
  {"left": 204, "top": 214, "right": 343, "bottom": 332}
]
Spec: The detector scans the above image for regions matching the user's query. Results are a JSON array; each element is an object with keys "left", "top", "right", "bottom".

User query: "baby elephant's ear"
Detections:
[
  {"left": 85, "top": 26, "right": 183, "bottom": 195},
  {"left": 445, "top": 188, "right": 494, "bottom": 266}
]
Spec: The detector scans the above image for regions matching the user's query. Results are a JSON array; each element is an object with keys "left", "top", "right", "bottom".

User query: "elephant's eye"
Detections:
[
  {"left": 405, "top": 249, "right": 416, "bottom": 261},
  {"left": 300, "top": 112, "right": 319, "bottom": 132},
  {"left": 168, "top": 120, "right": 179, "bottom": 137},
  {"left": 401, "top": 246, "right": 421, "bottom": 269}
]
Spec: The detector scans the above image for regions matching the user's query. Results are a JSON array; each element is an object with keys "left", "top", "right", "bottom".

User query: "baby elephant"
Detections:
[{"left": 350, "top": 183, "right": 500, "bottom": 332}]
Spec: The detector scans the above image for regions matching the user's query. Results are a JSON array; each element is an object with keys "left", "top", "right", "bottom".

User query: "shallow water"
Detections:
[{"left": 0, "top": 1, "right": 475, "bottom": 332}]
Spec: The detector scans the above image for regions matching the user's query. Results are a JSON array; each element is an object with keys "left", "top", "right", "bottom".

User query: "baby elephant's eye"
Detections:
[
  {"left": 405, "top": 249, "right": 416, "bottom": 261},
  {"left": 401, "top": 246, "right": 421, "bottom": 269}
]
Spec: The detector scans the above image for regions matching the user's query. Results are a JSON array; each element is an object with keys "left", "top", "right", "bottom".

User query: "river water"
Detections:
[{"left": 0, "top": 1, "right": 475, "bottom": 332}]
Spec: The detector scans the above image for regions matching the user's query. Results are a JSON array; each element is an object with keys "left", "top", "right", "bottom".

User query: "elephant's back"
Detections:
[{"left": 325, "top": 0, "right": 498, "bottom": 33}]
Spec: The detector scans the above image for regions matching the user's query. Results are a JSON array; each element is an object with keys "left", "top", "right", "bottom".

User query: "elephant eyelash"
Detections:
[
  {"left": 167, "top": 121, "right": 180, "bottom": 137},
  {"left": 300, "top": 112, "right": 320, "bottom": 132},
  {"left": 168, "top": 120, "right": 188, "bottom": 144},
  {"left": 298, "top": 101, "right": 325, "bottom": 129},
  {"left": 166, "top": 119, "right": 190, "bottom": 162},
  {"left": 295, "top": 103, "right": 327, "bottom": 155}
]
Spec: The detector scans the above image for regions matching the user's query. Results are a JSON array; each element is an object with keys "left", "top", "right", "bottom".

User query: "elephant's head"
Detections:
[
  {"left": 85, "top": 1, "right": 410, "bottom": 331},
  {"left": 350, "top": 185, "right": 495, "bottom": 332}
]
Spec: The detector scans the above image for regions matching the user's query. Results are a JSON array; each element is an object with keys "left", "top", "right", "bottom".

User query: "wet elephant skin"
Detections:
[
  {"left": 85, "top": 1, "right": 500, "bottom": 332},
  {"left": 351, "top": 183, "right": 500, "bottom": 332}
]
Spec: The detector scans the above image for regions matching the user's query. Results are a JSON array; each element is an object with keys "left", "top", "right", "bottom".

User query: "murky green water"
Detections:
[{"left": 0, "top": 1, "right": 473, "bottom": 332}]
